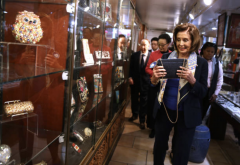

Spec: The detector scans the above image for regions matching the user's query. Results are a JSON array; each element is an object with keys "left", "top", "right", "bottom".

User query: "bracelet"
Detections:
[{"left": 151, "top": 77, "right": 160, "bottom": 85}]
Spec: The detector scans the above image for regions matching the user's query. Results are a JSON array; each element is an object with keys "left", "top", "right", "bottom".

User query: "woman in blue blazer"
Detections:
[{"left": 151, "top": 23, "right": 208, "bottom": 165}]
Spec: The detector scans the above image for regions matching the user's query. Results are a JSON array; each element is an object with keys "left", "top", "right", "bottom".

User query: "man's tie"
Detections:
[
  {"left": 141, "top": 54, "right": 145, "bottom": 68},
  {"left": 121, "top": 52, "right": 124, "bottom": 59}
]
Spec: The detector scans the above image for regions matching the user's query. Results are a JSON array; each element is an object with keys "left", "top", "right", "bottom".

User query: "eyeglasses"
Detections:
[{"left": 158, "top": 43, "right": 168, "bottom": 47}]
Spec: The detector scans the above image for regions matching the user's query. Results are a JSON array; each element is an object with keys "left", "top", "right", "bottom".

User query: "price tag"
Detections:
[
  {"left": 62, "top": 71, "right": 68, "bottom": 80},
  {"left": 59, "top": 135, "right": 64, "bottom": 143}
]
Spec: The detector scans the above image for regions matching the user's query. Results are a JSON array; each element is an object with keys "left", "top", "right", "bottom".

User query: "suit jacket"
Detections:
[
  {"left": 129, "top": 51, "right": 151, "bottom": 90},
  {"left": 152, "top": 53, "right": 208, "bottom": 128}
]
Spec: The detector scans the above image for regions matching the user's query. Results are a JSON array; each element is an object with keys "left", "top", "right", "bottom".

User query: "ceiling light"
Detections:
[
  {"left": 175, "top": 17, "right": 179, "bottom": 24},
  {"left": 204, "top": 0, "right": 213, "bottom": 6},
  {"left": 3, "top": 11, "right": 7, "bottom": 13},
  {"left": 202, "top": 32, "right": 205, "bottom": 34},
  {"left": 212, "top": 20, "right": 217, "bottom": 30},
  {"left": 189, "top": 13, "right": 194, "bottom": 20},
  {"left": 96, "top": 25, "right": 100, "bottom": 28}
]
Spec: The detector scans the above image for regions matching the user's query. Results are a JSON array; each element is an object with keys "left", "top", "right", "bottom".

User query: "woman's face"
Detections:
[
  {"left": 158, "top": 39, "right": 169, "bottom": 52},
  {"left": 176, "top": 31, "right": 192, "bottom": 56},
  {"left": 203, "top": 47, "right": 215, "bottom": 60}
]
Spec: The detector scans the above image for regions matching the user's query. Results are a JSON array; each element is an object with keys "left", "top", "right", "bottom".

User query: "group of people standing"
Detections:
[{"left": 128, "top": 23, "right": 223, "bottom": 165}]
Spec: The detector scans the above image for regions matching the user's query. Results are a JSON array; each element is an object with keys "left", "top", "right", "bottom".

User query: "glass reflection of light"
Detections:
[{"left": 84, "top": 7, "right": 89, "bottom": 12}]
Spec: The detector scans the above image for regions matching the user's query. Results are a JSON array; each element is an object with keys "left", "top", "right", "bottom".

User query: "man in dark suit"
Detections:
[{"left": 129, "top": 39, "right": 151, "bottom": 129}]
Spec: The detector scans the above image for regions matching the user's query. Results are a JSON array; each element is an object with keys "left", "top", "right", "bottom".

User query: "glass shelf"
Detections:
[
  {"left": 0, "top": 113, "right": 38, "bottom": 124},
  {"left": 1, "top": 68, "right": 66, "bottom": 84},
  {"left": 78, "top": 6, "right": 104, "bottom": 24},
  {"left": 74, "top": 61, "right": 112, "bottom": 70}
]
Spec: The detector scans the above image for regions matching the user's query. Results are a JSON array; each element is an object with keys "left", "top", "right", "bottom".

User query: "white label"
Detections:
[
  {"left": 62, "top": 71, "right": 68, "bottom": 80},
  {"left": 59, "top": 135, "right": 64, "bottom": 143},
  {"left": 66, "top": 3, "right": 75, "bottom": 13}
]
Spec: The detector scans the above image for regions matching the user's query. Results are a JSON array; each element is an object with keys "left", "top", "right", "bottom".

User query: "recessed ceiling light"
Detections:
[
  {"left": 212, "top": 27, "right": 217, "bottom": 30},
  {"left": 204, "top": 0, "right": 213, "bottom": 6},
  {"left": 202, "top": 32, "right": 205, "bottom": 34}
]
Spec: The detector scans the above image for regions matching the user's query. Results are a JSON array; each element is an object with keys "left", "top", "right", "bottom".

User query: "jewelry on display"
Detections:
[
  {"left": 4, "top": 100, "right": 34, "bottom": 117},
  {"left": 72, "top": 143, "right": 82, "bottom": 153},
  {"left": 84, "top": 127, "right": 92, "bottom": 137},
  {"left": 93, "top": 74, "right": 103, "bottom": 93},
  {"left": 0, "top": 144, "right": 11, "bottom": 164},
  {"left": 12, "top": 10, "right": 43, "bottom": 44},
  {"left": 93, "top": 120, "right": 104, "bottom": 129},
  {"left": 77, "top": 77, "right": 89, "bottom": 103},
  {"left": 74, "top": 105, "right": 85, "bottom": 123},
  {"left": 73, "top": 130, "right": 84, "bottom": 142}
]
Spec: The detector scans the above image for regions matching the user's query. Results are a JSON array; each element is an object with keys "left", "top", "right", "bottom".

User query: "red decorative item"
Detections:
[
  {"left": 72, "top": 143, "right": 81, "bottom": 153},
  {"left": 106, "top": 7, "right": 110, "bottom": 12}
]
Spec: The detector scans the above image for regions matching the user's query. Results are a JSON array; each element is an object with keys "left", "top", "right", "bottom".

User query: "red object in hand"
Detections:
[{"left": 72, "top": 143, "right": 81, "bottom": 153}]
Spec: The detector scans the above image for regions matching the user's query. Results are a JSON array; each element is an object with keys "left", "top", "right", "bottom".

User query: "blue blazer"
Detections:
[{"left": 152, "top": 53, "right": 208, "bottom": 128}]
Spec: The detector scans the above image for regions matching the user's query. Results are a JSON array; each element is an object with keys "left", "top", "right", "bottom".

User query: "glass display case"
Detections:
[
  {"left": 0, "top": 0, "right": 134, "bottom": 164},
  {"left": 217, "top": 91, "right": 240, "bottom": 121},
  {"left": 209, "top": 91, "right": 240, "bottom": 140}
]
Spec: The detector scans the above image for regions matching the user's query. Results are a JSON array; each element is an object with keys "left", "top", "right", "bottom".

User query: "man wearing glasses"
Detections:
[{"left": 145, "top": 33, "right": 172, "bottom": 138}]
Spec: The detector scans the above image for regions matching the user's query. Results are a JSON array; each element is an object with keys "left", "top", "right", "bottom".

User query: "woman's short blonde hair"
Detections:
[{"left": 173, "top": 23, "right": 200, "bottom": 54}]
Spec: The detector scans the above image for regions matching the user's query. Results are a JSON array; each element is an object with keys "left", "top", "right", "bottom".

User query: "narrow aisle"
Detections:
[{"left": 109, "top": 102, "right": 211, "bottom": 165}]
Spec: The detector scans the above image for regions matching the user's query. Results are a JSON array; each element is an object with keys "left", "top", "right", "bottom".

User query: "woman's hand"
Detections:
[
  {"left": 152, "top": 65, "right": 167, "bottom": 82},
  {"left": 177, "top": 66, "right": 196, "bottom": 86}
]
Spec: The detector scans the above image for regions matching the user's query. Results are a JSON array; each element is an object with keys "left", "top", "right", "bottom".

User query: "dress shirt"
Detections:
[{"left": 207, "top": 59, "right": 223, "bottom": 95}]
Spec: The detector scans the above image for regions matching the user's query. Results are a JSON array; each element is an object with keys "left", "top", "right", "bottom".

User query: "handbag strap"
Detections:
[{"left": 159, "top": 58, "right": 187, "bottom": 124}]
